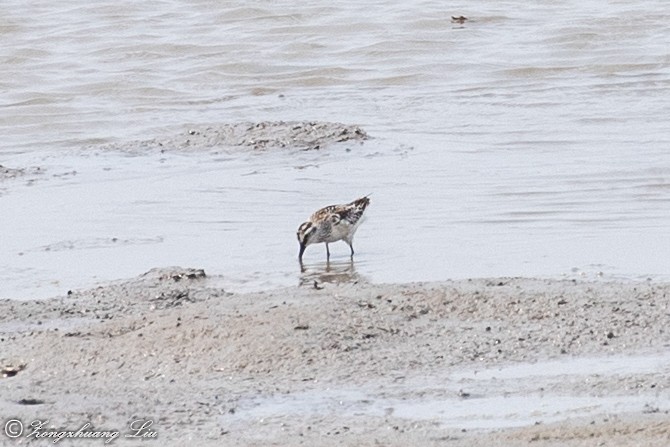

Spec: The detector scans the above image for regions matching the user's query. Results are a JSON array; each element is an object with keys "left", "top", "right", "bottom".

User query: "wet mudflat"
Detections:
[{"left": 1, "top": 269, "right": 668, "bottom": 445}]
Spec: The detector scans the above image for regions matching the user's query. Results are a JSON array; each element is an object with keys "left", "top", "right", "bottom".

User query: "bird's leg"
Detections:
[
  {"left": 326, "top": 243, "right": 330, "bottom": 259},
  {"left": 347, "top": 242, "right": 355, "bottom": 257}
]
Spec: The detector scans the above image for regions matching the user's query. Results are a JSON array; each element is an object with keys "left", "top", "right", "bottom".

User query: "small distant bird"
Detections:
[{"left": 297, "top": 195, "right": 370, "bottom": 262}]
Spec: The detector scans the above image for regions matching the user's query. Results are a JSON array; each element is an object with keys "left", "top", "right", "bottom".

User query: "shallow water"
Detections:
[
  {"left": 2, "top": 0, "right": 670, "bottom": 298},
  {"left": 229, "top": 351, "right": 670, "bottom": 430}
]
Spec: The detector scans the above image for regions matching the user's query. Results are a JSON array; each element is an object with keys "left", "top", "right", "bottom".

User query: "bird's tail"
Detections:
[{"left": 351, "top": 195, "right": 371, "bottom": 210}]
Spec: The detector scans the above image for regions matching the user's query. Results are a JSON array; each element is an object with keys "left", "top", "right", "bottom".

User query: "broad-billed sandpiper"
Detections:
[{"left": 297, "top": 195, "right": 370, "bottom": 262}]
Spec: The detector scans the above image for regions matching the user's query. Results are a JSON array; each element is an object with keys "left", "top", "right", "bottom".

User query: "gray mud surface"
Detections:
[
  {"left": 0, "top": 165, "right": 43, "bottom": 181},
  {"left": 1, "top": 269, "right": 669, "bottom": 445},
  {"left": 99, "top": 121, "right": 368, "bottom": 153}
]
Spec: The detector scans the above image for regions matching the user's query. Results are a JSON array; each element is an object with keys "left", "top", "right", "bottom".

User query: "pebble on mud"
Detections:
[
  {"left": 17, "top": 398, "right": 45, "bottom": 405},
  {"left": 1, "top": 364, "right": 26, "bottom": 378}
]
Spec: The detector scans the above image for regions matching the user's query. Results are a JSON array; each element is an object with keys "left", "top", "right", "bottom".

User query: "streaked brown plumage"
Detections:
[{"left": 297, "top": 196, "right": 370, "bottom": 262}]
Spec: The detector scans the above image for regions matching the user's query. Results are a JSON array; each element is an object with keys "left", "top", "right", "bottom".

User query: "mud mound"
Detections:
[{"left": 103, "top": 121, "right": 368, "bottom": 153}]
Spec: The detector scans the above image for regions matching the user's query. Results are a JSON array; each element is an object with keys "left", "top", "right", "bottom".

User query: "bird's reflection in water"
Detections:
[{"left": 299, "top": 258, "right": 365, "bottom": 287}]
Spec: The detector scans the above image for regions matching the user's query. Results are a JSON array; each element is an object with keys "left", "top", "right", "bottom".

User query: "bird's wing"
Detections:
[
  {"left": 341, "top": 197, "right": 370, "bottom": 225},
  {"left": 312, "top": 197, "right": 369, "bottom": 226},
  {"left": 337, "top": 205, "right": 363, "bottom": 226}
]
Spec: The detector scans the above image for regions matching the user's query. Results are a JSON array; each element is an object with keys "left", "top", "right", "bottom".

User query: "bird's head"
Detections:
[{"left": 297, "top": 221, "right": 316, "bottom": 260}]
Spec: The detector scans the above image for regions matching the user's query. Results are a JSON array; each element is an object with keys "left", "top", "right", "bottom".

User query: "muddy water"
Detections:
[{"left": 2, "top": 0, "right": 670, "bottom": 298}]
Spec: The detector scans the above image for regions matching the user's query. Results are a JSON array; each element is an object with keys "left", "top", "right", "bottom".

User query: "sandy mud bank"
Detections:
[{"left": 1, "top": 269, "right": 668, "bottom": 445}]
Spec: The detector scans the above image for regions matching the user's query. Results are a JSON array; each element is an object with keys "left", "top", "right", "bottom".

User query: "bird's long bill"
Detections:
[{"left": 298, "top": 243, "right": 306, "bottom": 261}]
